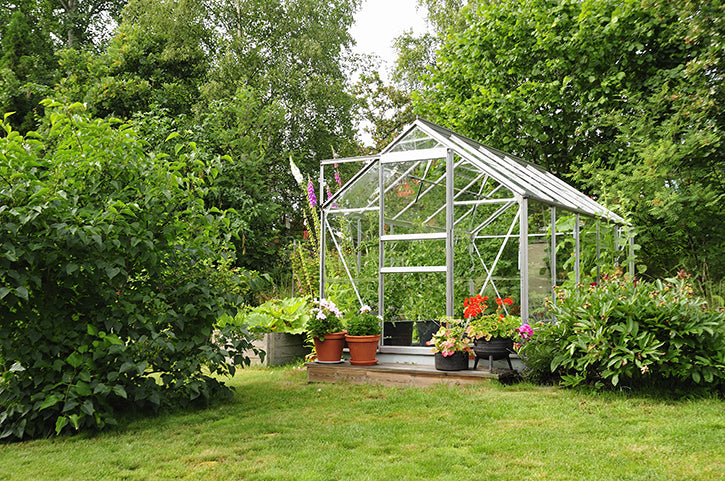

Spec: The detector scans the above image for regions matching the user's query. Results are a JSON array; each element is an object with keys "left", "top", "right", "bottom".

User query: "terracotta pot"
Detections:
[
  {"left": 345, "top": 334, "right": 381, "bottom": 366},
  {"left": 313, "top": 331, "right": 346, "bottom": 363},
  {"left": 434, "top": 351, "right": 469, "bottom": 371}
]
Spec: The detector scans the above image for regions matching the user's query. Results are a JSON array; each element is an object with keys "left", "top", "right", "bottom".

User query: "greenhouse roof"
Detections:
[{"left": 324, "top": 118, "right": 625, "bottom": 224}]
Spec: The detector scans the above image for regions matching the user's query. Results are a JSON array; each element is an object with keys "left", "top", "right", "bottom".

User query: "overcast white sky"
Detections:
[{"left": 350, "top": 0, "right": 429, "bottom": 77}]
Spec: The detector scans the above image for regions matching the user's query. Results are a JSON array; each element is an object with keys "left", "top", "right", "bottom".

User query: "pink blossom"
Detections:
[
  {"left": 518, "top": 324, "right": 534, "bottom": 340},
  {"left": 307, "top": 180, "right": 317, "bottom": 207}
]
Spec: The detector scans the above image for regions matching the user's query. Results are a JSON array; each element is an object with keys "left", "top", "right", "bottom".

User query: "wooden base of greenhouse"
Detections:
[{"left": 305, "top": 361, "right": 519, "bottom": 387}]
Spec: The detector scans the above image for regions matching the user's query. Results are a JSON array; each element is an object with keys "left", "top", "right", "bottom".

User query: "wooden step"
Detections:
[{"left": 305, "top": 361, "right": 518, "bottom": 387}]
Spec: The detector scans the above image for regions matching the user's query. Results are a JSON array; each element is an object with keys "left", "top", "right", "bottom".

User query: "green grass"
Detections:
[{"left": 1, "top": 366, "right": 724, "bottom": 480}]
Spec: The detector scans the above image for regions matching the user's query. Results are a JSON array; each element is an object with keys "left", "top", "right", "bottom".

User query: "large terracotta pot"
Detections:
[
  {"left": 313, "top": 331, "right": 347, "bottom": 363},
  {"left": 434, "top": 351, "right": 469, "bottom": 371},
  {"left": 345, "top": 334, "right": 381, "bottom": 366}
]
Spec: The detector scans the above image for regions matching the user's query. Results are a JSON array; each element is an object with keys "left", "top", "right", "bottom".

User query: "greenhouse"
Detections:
[{"left": 319, "top": 119, "right": 632, "bottom": 362}]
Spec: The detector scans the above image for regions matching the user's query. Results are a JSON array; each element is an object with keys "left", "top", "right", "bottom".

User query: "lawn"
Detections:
[{"left": 1, "top": 366, "right": 723, "bottom": 480}]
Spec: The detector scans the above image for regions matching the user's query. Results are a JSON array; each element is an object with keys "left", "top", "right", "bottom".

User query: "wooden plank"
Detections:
[{"left": 305, "top": 362, "right": 509, "bottom": 388}]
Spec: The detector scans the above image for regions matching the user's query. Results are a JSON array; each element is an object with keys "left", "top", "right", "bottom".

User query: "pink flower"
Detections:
[
  {"left": 307, "top": 180, "right": 317, "bottom": 207},
  {"left": 518, "top": 324, "right": 534, "bottom": 340}
]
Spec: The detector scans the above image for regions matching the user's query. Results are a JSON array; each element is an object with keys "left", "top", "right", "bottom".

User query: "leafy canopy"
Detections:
[{"left": 0, "top": 102, "right": 257, "bottom": 440}]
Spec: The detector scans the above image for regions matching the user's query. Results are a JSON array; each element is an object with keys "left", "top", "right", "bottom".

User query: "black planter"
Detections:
[
  {"left": 473, "top": 337, "right": 514, "bottom": 371},
  {"left": 415, "top": 320, "right": 439, "bottom": 346},
  {"left": 383, "top": 321, "right": 414, "bottom": 346},
  {"left": 434, "top": 351, "right": 469, "bottom": 371}
]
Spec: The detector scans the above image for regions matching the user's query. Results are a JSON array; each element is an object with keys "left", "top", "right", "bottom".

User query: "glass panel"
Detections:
[
  {"left": 382, "top": 158, "right": 447, "bottom": 235},
  {"left": 382, "top": 271, "right": 446, "bottom": 346},
  {"left": 553, "top": 210, "right": 576, "bottom": 286},
  {"left": 332, "top": 161, "right": 380, "bottom": 211},
  {"left": 464, "top": 195, "right": 522, "bottom": 316},
  {"left": 324, "top": 209, "right": 378, "bottom": 315},
  {"left": 527, "top": 201, "right": 553, "bottom": 321},
  {"left": 383, "top": 239, "right": 446, "bottom": 270},
  {"left": 388, "top": 126, "right": 443, "bottom": 152}
]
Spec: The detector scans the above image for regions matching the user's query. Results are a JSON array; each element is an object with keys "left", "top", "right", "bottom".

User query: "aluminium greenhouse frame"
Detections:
[{"left": 318, "top": 119, "right": 632, "bottom": 358}]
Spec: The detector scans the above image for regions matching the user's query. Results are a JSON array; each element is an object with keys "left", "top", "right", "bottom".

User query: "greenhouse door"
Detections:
[{"left": 378, "top": 147, "right": 454, "bottom": 349}]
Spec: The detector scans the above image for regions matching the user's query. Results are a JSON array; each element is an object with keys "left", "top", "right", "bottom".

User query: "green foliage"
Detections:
[
  {"left": 0, "top": 8, "right": 56, "bottom": 133},
  {"left": 48, "top": 0, "right": 363, "bottom": 280},
  {"left": 354, "top": 70, "right": 415, "bottom": 151},
  {"left": 415, "top": 0, "right": 725, "bottom": 283},
  {"left": 197, "top": 89, "right": 292, "bottom": 274},
  {"left": 427, "top": 317, "right": 473, "bottom": 357},
  {"left": 222, "top": 297, "right": 310, "bottom": 335},
  {"left": 56, "top": 0, "right": 212, "bottom": 120},
  {"left": 0, "top": 0, "right": 126, "bottom": 51},
  {"left": 345, "top": 307, "right": 382, "bottom": 337},
  {"left": 519, "top": 275, "right": 725, "bottom": 391},
  {"left": 202, "top": 0, "right": 360, "bottom": 165},
  {"left": 0, "top": 102, "right": 258, "bottom": 440}
]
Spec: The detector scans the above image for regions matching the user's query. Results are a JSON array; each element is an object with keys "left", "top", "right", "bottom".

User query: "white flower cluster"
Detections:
[{"left": 311, "top": 298, "right": 343, "bottom": 320}]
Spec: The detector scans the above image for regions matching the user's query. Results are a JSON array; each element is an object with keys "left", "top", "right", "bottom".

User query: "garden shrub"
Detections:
[
  {"left": 0, "top": 102, "right": 258, "bottom": 440},
  {"left": 519, "top": 273, "right": 725, "bottom": 391}
]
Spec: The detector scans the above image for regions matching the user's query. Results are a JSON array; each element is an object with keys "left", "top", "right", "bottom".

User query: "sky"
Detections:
[{"left": 350, "top": 0, "right": 429, "bottom": 78}]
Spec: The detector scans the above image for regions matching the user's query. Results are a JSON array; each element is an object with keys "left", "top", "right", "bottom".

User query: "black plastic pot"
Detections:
[{"left": 434, "top": 351, "right": 469, "bottom": 371}]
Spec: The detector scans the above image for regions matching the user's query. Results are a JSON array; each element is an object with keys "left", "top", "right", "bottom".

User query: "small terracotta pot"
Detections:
[
  {"left": 313, "top": 331, "right": 347, "bottom": 363},
  {"left": 345, "top": 334, "right": 381, "bottom": 366}
]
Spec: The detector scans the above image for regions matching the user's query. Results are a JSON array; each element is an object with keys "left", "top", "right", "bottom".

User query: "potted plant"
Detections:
[
  {"left": 344, "top": 305, "right": 382, "bottom": 366},
  {"left": 307, "top": 299, "right": 346, "bottom": 363},
  {"left": 426, "top": 316, "right": 474, "bottom": 371},
  {"left": 464, "top": 295, "right": 521, "bottom": 370}
]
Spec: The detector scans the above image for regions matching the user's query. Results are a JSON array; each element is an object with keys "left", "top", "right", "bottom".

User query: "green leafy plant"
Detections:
[
  {"left": 221, "top": 297, "right": 310, "bottom": 335},
  {"left": 463, "top": 295, "right": 522, "bottom": 341},
  {"left": 519, "top": 272, "right": 725, "bottom": 390},
  {"left": 306, "top": 299, "right": 345, "bottom": 340},
  {"left": 0, "top": 103, "right": 259, "bottom": 440},
  {"left": 426, "top": 317, "right": 473, "bottom": 358},
  {"left": 345, "top": 305, "right": 382, "bottom": 337}
]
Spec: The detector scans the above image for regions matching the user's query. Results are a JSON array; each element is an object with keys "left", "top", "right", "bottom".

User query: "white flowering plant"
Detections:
[{"left": 306, "top": 298, "right": 345, "bottom": 340}]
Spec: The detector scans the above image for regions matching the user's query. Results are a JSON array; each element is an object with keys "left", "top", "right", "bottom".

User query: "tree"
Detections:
[
  {"left": 40, "top": 0, "right": 128, "bottom": 49},
  {"left": 414, "top": 0, "right": 725, "bottom": 282},
  {"left": 202, "top": 0, "right": 360, "bottom": 163},
  {"left": 392, "top": 0, "right": 481, "bottom": 91},
  {"left": 53, "top": 0, "right": 363, "bottom": 277},
  {"left": 0, "top": 8, "right": 56, "bottom": 132},
  {"left": 55, "top": 0, "right": 212, "bottom": 119},
  {"left": 0, "top": 102, "right": 257, "bottom": 440},
  {"left": 192, "top": 0, "right": 362, "bottom": 274},
  {"left": 354, "top": 70, "right": 415, "bottom": 152}
]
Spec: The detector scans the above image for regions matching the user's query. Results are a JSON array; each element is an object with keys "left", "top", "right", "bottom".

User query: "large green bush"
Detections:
[
  {"left": 519, "top": 274, "right": 725, "bottom": 391},
  {"left": 0, "top": 102, "right": 257, "bottom": 440}
]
